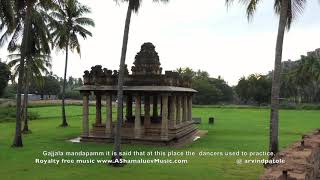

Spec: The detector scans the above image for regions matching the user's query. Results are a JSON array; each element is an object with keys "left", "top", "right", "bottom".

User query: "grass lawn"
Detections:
[{"left": 0, "top": 105, "right": 319, "bottom": 180}]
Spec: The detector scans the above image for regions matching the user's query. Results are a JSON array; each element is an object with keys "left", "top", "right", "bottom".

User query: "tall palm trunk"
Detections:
[
  {"left": 269, "top": 0, "right": 289, "bottom": 156},
  {"left": 113, "top": 3, "right": 132, "bottom": 163},
  {"left": 12, "top": 0, "right": 34, "bottom": 147},
  {"left": 13, "top": 61, "right": 25, "bottom": 147},
  {"left": 61, "top": 42, "right": 69, "bottom": 127},
  {"left": 22, "top": 58, "right": 31, "bottom": 133}
]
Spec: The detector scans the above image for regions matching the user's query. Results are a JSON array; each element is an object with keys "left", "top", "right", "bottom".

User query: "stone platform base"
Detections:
[{"left": 80, "top": 122, "right": 206, "bottom": 147}]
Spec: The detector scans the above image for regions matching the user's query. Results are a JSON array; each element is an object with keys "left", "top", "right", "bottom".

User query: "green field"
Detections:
[{"left": 0, "top": 106, "right": 319, "bottom": 180}]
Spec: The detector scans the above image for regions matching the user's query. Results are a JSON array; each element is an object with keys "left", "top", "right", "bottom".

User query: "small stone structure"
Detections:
[
  {"left": 77, "top": 42, "right": 198, "bottom": 146},
  {"left": 260, "top": 129, "right": 320, "bottom": 180}
]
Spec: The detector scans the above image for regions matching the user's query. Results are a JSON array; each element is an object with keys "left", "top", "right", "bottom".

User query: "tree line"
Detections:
[
  {"left": 1, "top": 72, "right": 83, "bottom": 100},
  {"left": 235, "top": 54, "right": 320, "bottom": 105},
  {"left": 2, "top": 56, "right": 320, "bottom": 107}
]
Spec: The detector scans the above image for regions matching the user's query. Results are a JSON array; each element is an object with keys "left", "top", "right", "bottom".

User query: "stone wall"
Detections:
[{"left": 260, "top": 129, "right": 320, "bottom": 180}]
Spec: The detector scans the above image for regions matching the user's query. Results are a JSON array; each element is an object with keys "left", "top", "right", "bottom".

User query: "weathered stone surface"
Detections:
[
  {"left": 132, "top": 42, "right": 162, "bottom": 75},
  {"left": 79, "top": 42, "right": 198, "bottom": 147},
  {"left": 260, "top": 130, "right": 320, "bottom": 180},
  {"left": 81, "top": 42, "right": 192, "bottom": 88}
]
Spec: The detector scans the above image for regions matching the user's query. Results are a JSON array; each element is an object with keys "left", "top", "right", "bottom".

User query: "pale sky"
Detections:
[{"left": 1, "top": 0, "right": 320, "bottom": 85}]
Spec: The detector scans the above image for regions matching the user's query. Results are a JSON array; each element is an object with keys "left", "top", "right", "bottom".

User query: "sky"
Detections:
[{"left": 1, "top": 0, "right": 320, "bottom": 85}]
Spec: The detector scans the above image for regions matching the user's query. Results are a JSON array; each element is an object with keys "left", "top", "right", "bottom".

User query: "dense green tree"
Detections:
[
  {"left": 48, "top": 0, "right": 94, "bottom": 127},
  {"left": 250, "top": 75, "right": 272, "bottom": 105},
  {"left": 209, "top": 76, "right": 234, "bottom": 103},
  {"left": 278, "top": 56, "right": 320, "bottom": 103},
  {"left": 29, "top": 75, "right": 60, "bottom": 97},
  {"left": 178, "top": 68, "right": 233, "bottom": 104},
  {"left": 192, "top": 79, "right": 222, "bottom": 105},
  {"left": 235, "top": 74, "right": 271, "bottom": 105},
  {"left": 0, "top": 60, "right": 10, "bottom": 97},
  {"left": 226, "top": 0, "right": 307, "bottom": 155},
  {"left": 235, "top": 77, "right": 251, "bottom": 103}
]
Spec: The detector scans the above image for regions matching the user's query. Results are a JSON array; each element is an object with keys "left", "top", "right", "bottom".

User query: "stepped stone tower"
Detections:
[{"left": 131, "top": 42, "right": 163, "bottom": 75}]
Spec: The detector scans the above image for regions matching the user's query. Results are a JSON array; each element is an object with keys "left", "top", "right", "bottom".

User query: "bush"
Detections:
[
  {"left": 0, "top": 107, "right": 39, "bottom": 123},
  {"left": 2, "top": 85, "right": 16, "bottom": 99}
]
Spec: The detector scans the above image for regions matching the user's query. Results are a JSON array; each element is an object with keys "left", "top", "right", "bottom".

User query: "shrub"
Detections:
[{"left": 0, "top": 107, "right": 39, "bottom": 123}]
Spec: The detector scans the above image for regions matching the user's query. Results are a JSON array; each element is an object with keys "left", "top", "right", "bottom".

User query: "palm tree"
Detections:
[
  {"left": 8, "top": 49, "right": 52, "bottom": 133},
  {"left": 0, "top": 0, "right": 56, "bottom": 147},
  {"left": 48, "top": 0, "right": 95, "bottom": 127},
  {"left": 225, "top": 0, "right": 306, "bottom": 155},
  {"left": 0, "top": 0, "right": 23, "bottom": 147},
  {"left": 113, "top": 0, "right": 168, "bottom": 165},
  {"left": 295, "top": 56, "right": 320, "bottom": 102}
]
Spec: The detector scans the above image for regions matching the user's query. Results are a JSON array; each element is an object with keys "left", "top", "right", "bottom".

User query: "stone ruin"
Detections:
[
  {"left": 77, "top": 42, "right": 198, "bottom": 146},
  {"left": 260, "top": 129, "right": 320, "bottom": 180},
  {"left": 82, "top": 42, "right": 192, "bottom": 88}
]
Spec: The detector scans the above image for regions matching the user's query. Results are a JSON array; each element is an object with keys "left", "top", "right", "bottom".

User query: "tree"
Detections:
[
  {"left": 29, "top": 74, "right": 61, "bottom": 97},
  {"left": 113, "top": 0, "right": 168, "bottom": 165},
  {"left": 279, "top": 60, "right": 299, "bottom": 103},
  {"left": 0, "top": 60, "right": 10, "bottom": 97},
  {"left": 209, "top": 76, "right": 234, "bottom": 103},
  {"left": 292, "top": 56, "right": 320, "bottom": 103},
  {"left": 235, "top": 77, "right": 251, "bottom": 103},
  {"left": 192, "top": 78, "right": 222, "bottom": 104},
  {"left": 226, "top": 0, "right": 306, "bottom": 155},
  {"left": 0, "top": 0, "right": 25, "bottom": 147},
  {"left": 8, "top": 50, "right": 52, "bottom": 133},
  {"left": 177, "top": 68, "right": 233, "bottom": 104},
  {"left": 48, "top": 0, "right": 95, "bottom": 127},
  {"left": 235, "top": 74, "right": 271, "bottom": 105},
  {"left": 267, "top": 56, "right": 320, "bottom": 104},
  {"left": 0, "top": 0, "right": 56, "bottom": 147}
]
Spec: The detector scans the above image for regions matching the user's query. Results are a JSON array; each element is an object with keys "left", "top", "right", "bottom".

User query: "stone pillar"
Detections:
[
  {"left": 82, "top": 92, "right": 90, "bottom": 137},
  {"left": 161, "top": 94, "right": 169, "bottom": 139},
  {"left": 153, "top": 96, "right": 158, "bottom": 118},
  {"left": 134, "top": 95, "right": 141, "bottom": 138},
  {"left": 188, "top": 95, "right": 192, "bottom": 121},
  {"left": 169, "top": 95, "right": 176, "bottom": 128},
  {"left": 144, "top": 96, "right": 151, "bottom": 127},
  {"left": 176, "top": 96, "right": 182, "bottom": 125},
  {"left": 105, "top": 93, "right": 112, "bottom": 136},
  {"left": 126, "top": 95, "right": 133, "bottom": 120},
  {"left": 95, "top": 92, "right": 102, "bottom": 125},
  {"left": 182, "top": 95, "right": 187, "bottom": 122}
]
